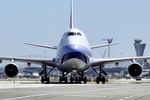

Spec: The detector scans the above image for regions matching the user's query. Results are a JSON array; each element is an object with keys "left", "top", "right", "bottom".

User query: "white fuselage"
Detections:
[{"left": 56, "top": 28, "right": 92, "bottom": 72}]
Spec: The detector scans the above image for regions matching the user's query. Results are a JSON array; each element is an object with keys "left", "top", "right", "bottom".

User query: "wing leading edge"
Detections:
[
  {"left": 24, "top": 43, "right": 57, "bottom": 50},
  {"left": 89, "top": 56, "right": 150, "bottom": 67},
  {"left": 90, "top": 43, "right": 119, "bottom": 49},
  {"left": 0, "top": 56, "right": 58, "bottom": 67}
]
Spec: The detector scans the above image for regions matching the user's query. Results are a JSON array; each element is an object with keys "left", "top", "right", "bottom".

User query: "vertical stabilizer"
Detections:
[{"left": 70, "top": 0, "right": 74, "bottom": 29}]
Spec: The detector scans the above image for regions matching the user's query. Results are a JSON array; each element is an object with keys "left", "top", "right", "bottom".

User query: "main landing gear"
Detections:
[
  {"left": 40, "top": 64, "right": 55, "bottom": 84},
  {"left": 39, "top": 64, "right": 87, "bottom": 84},
  {"left": 92, "top": 64, "right": 108, "bottom": 84},
  {"left": 59, "top": 72, "right": 87, "bottom": 84}
]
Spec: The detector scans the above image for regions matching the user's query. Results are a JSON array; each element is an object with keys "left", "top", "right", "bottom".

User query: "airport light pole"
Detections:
[{"left": 102, "top": 38, "right": 113, "bottom": 58}]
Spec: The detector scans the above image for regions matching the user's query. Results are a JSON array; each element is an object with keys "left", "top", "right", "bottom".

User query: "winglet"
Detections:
[{"left": 70, "top": 0, "right": 74, "bottom": 29}]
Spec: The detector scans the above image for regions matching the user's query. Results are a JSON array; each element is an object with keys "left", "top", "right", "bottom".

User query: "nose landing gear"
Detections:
[{"left": 59, "top": 71, "right": 87, "bottom": 84}]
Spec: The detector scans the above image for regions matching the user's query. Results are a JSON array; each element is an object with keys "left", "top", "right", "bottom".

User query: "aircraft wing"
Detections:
[
  {"left": 90, "top": 43, "right": 119, "bottom": 49},
  {"left": 24, "top": 43, "right": 57, "bottom": 50},
  {"left": 0, "top": 56, "right": 57, "bottom": 67},
  {"left": 89, "top": 56, "right": 150, "bottom": 67}
]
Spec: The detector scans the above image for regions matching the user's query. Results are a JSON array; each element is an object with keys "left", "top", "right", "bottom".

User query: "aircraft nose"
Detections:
[
  {"left": 67, "top": 45, "right": 79, "bottom": 51},
  {"left": 62, "top": 58, "right": 86, "bottom": 72}
]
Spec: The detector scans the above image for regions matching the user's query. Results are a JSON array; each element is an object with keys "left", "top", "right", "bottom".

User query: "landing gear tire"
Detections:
[
  {"left": 59, "top": 76, "right": 62, "bottom": 83},
  {"left": 46, "top": 77, "right": 50, "bottom": 84},
  {"left": 96, "top": 77, "right": 106, "bottom": 84},
  {"left": 75, "top": 77, "right": 79, "bottom": 83},
  {"left": 79, "top": 77, "right": 82, "bottom": 84},
  {"left": 96, "top": 77, "right": 100, "bottom": 84},
  {"left": 70, "top": 77, "right": 73, "bottom": 84},
  {"left": 101, "top": 77, "right": 106, "bottom": 84},
  {"left": 41, "top": 77, "right": 44, "bottom": 84},
  {"left": 41, "top": 77, "right": 50, "bottom": 84},
  {"left": 83, "top": 77, "right": 87, "bottom": 84},
  {"left": 64, "top": 77, "right": 68, "bottom": 83}
]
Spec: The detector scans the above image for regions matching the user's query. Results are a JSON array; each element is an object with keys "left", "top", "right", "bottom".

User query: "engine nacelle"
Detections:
[
  {"left": 128, "top": 63, "right": 142, "bottom": 77},
  {"left": 5, "top": 63, "right": 19, "bottom": 78}
]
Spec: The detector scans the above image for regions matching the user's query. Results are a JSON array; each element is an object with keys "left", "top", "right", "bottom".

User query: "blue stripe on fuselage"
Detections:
[
  {"left": 57, "top": 44, "right": 92, "bottom": 64},
  {"left": 62, "top": 52, "right": 87, "bottom": 64}
]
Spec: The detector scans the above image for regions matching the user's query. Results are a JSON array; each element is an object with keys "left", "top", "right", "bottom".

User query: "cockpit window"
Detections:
[
  {"left": 77, "top": 32, "right": 81, "bottom": 36},
  {"left": 66, "top": 32, "right": 82, "bottom": 36},
  {"left": 67, "top": 32, "right": 76, "bottom": 36}
]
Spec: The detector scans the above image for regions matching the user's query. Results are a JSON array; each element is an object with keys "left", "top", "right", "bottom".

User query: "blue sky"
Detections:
[{"left": 0, "top": 0, "right": 150, "bottom": 58}]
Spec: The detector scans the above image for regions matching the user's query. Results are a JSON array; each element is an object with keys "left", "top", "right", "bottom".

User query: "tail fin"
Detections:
[{"left": 70, "top": 0, "right": 74, "bottom": 29}]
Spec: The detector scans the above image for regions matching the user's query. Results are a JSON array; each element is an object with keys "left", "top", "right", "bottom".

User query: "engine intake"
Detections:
[
  {"left": 128, "top": 63, "right": 142, "bottom": 77},
  {"left": 5, "top": 63, "right": 19, "bottom": 78}
]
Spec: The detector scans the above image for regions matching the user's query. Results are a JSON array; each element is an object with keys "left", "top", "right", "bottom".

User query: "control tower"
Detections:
[{"left": 134, "top": 39, "right": 146, "bottom": 65}]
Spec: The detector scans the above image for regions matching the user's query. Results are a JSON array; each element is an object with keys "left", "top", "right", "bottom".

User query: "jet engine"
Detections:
[
  {"left": 4, "top": 63, "right": 19, "bottom": 78},
  {"left": 128, "top": 63, "right": 142, "bottom": 77}
]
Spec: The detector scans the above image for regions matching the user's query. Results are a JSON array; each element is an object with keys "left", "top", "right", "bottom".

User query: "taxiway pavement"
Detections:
[{"left": 0, "top": 83, "right": 150, "bottom": 100}]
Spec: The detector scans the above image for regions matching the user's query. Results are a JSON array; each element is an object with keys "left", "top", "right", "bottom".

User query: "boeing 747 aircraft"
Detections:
[{"left": 1, "top": 0, "right": 150, "bottom": 84}]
